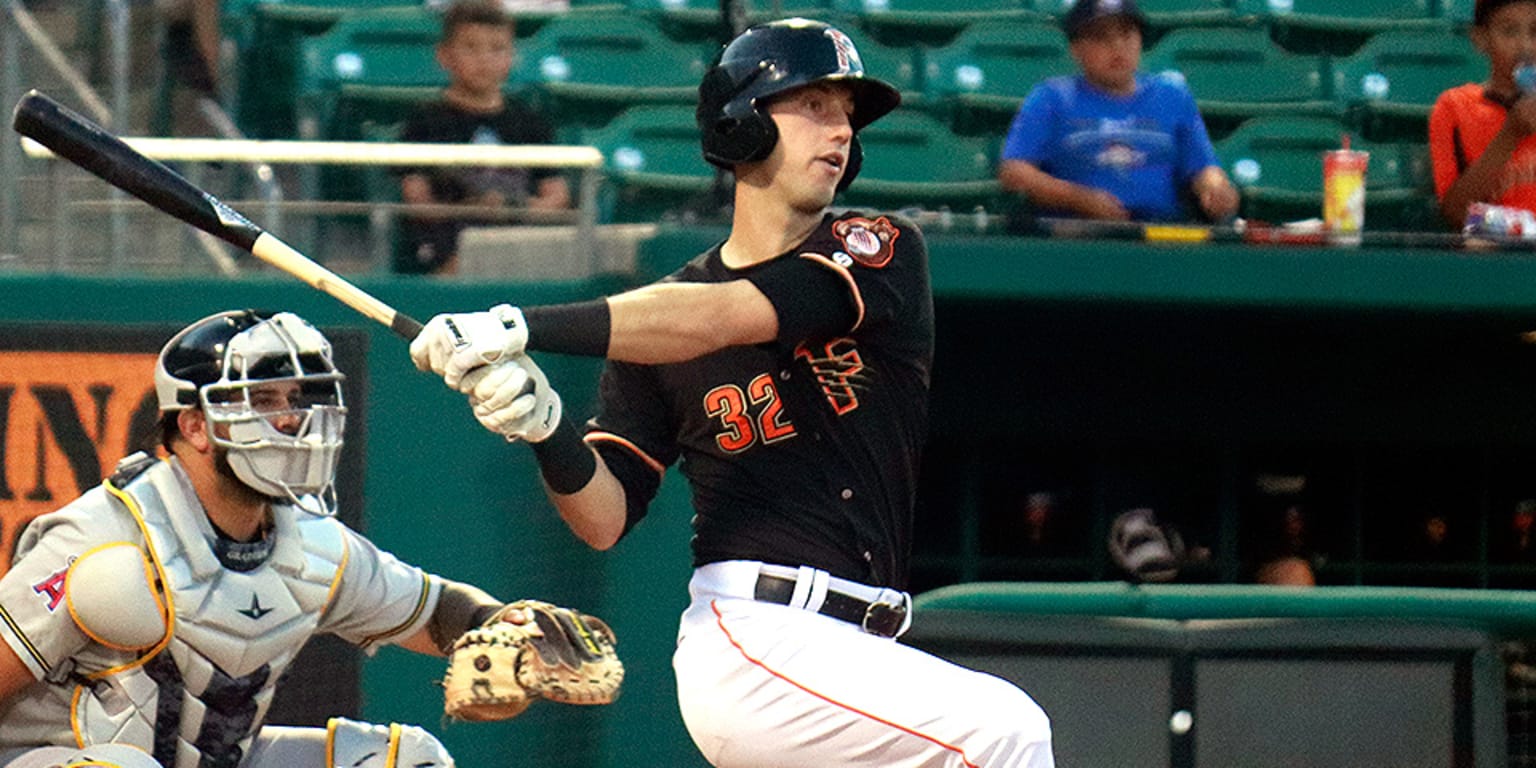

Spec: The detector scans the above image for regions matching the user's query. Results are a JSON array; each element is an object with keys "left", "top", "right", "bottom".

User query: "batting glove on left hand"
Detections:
[
  {"left": 409, "top": 304, "right": 528, "bottom": 390},
  {"left": 457, "top": 354, "right": 562, "bottom": 443}
]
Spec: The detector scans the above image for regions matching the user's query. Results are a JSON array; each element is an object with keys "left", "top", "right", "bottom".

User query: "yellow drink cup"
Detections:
[{"left": 1323, "top": 146, "right": 1369, "bottom": 246}]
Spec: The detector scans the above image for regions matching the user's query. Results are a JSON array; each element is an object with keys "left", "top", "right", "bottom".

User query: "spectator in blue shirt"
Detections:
[{"left": 998, "top": 0, "right": 1238, "bottom": 223}]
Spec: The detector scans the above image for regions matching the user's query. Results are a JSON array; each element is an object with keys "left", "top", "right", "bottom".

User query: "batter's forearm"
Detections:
[
  {"left": 548, "top": 457, "right": 628, "bottom": 551},
  {"left": 522, "top": 281, "right": 775, "bottom": 363},
  {"left": 604, "top": 281, "right": 776, "bottom": 363}
]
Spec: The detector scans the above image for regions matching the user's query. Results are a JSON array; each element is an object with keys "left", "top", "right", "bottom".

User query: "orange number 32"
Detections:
[{"left": 703, "top": 374, "right": 796, "bottom": 453}]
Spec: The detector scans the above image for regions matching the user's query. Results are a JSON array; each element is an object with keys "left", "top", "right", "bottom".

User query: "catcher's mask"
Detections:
[
  {"left": 697, "top": 17, "right": 900, "bottom": 190},
  {"left": 156, "top": 310, "right": 346, "bottom": 508}
]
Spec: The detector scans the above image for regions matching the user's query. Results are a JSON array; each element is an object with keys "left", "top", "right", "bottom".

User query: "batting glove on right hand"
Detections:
[
  {"left": 409, "top": 304, "right": 529, "bottom": 390},
  {"left": 458, "top": 354, "right": 562, "bottom": 443}
]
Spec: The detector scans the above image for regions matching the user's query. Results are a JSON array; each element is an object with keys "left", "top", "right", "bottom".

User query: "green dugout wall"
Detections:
[{"left": 8, "top": 230, "right": 1536, "bottom": 766}]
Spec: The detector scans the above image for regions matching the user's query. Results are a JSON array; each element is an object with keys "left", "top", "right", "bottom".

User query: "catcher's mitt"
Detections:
[{"left": 443, "top": 600, "right": 623, "bottom": 721}]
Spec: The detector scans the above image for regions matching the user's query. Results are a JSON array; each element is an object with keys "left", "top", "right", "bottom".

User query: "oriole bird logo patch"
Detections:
[{"left": 833, "top": 217, "right": 900, "bottom": 268}]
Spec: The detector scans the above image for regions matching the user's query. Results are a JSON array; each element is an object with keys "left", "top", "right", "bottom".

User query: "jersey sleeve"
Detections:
[
  {"left": 1172, "top": 80, "right": 1221, "bottom": 181},
  {"left": 749, "top": 213, "right": 930, "bottom": 344},
  {"left": 319, "top": 524, "right": 441, "bottom": 654},
  {"left": 586, "top": 360, "right": 678, "bottom": 535},
  {"left": 1001, "top": 81, "right": 1060, "bottom": 164},
  {"left": 1429, "top": 90, "right": 1464, "bottom": 200},
  {"left": 0, "top": 507, "right": 104, "bottom": 680}
]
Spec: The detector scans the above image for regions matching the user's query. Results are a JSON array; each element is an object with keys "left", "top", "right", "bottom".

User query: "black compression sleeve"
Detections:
[
  {"left": 427, "top": 580, "right": 502, "bottom": 653},
  {"left": 523, "top": 300, "right": 612, "bottom": 357},
  {"left": 530, "top": 419, "right": 598, "bottom": 495}
]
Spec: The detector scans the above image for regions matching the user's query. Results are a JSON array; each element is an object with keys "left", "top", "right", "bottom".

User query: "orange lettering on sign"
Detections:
[{"left": 0, "top": 351, "right": 159, "bottom": 574}]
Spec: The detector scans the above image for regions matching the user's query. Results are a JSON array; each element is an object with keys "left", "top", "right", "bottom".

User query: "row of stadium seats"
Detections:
[
  {"left": 573, "top": 107, "right": 1435, "bottom": 227},
  {"left": 291, "top": 11, "right": 1476, "bottom": 150},
  {"left": 330, "top": 101, "right": 1432, "bottom": 231},
  {"left": 219, "top": 1, "right": 1459, "bottom": 232},
  {"left": 229, "top": 0, "right": 1484, "bottom": 137},
  {"left": 229, "top": 0, "right": 1482, "bottom": 43}
]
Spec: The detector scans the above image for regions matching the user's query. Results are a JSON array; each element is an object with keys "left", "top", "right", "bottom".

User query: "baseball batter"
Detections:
[
  {"left": 409, "top": 18, "right": 1054, "bottom": 767},
  {"left": 0, "top": 310, "right": 590, "bottom": 768}
]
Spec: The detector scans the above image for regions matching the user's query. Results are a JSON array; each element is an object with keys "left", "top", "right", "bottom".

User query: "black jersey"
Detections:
[
  {"left": 587, "top": 211, "right": 933, "bottom": 589},
  {"left": 398, "top": 98, "right": 559, "bottom": 203},
  {"left": 394, "top": 98, "right": 559, "bottom": 273}
]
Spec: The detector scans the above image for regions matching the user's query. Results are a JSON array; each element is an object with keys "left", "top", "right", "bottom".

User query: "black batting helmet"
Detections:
[{"left": 697, "top": 17, "right": 901, "bottom": 189}]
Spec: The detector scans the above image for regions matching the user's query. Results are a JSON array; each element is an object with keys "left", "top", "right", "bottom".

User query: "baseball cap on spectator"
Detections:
[
  {"left": 1475, "top": 0, "right": 1536, "bottom": 26},
  {"left": 1061, "top": 0, "right": 1149, "bottom": 39}
]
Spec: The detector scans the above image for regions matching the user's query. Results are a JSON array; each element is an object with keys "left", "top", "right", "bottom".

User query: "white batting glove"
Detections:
[
  {"left": 409, "top": 304, "right": 529, "bottom": 390},
  {"left": 457, "top": 355, "right": 562, "bottom": 443}
]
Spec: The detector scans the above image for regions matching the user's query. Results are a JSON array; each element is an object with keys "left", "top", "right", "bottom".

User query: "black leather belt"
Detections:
[{"left": 753, "top": 573, "right": 907, "bottom": 638}]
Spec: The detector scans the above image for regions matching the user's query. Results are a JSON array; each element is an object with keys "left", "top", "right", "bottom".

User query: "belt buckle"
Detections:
[{"left": 861, "top": 598, "right": 907, "bottom": 637}]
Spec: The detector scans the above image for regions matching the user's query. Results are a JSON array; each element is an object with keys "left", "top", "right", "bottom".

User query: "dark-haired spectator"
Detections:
[
  {"left": 1430, "top": 0, "right": 1536, "bottom": 227},
  {"left": 998, "top": 0, "right": 1238, "bottom": 223},
  {"left": 396, "top": 0, "right": 570, "bottom": 275}
]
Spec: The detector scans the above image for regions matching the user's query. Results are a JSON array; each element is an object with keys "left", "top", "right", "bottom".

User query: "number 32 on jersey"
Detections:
[{"left": 701, "top": 339, "right": 865, "bottom": 454}]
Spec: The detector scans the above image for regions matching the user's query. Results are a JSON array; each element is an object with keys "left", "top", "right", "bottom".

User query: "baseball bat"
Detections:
[{"left": 10, "top": 90, "right": 423, "bottom": 340}]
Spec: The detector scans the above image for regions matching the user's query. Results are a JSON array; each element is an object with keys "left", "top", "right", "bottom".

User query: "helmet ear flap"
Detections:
[
  {"left": 705, "top": 111, "right": 778, "bottom": 167},
  {"left": 700, "top": 62, "right": 780, "bottom": 168}
]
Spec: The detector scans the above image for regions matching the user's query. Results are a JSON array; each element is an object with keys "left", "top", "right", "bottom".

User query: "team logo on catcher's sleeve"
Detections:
[{"left": 832, "top": 217, "right": 900, "bottom": 268}]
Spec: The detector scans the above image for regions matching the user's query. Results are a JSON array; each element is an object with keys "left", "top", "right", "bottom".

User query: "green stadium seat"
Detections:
[
  {"left": 922, "top": 20, "right": 1075, "bottom": 136},
  {"left": 510, "top": 13, "right": 713, "bottom": 129},
  {"left": 230, "top": 1, "right": 630, "bottom": 138},
  {"left": 1133, "top": 0, "right": 1241, "bottom": 28},
  {"left": 839, "top": 25, "right": 925, "bottom": 111},
  {"left": 829, "top": 0, "right": 1041, "bottom": 46},
  {"left": 1232, "top": 0, "right": 1440, "bottom": 30},
  {"left": 233, "top": 0, "right": 423, "bottom": 137},
  {"left": 1332, "top": 30, "right": 1484, "bottom": 141},
  {"left": 1442, "top": 0, "right": 1474, "bottom": 25},
  {"left": 837, "top": 110, "right": 1004, "bottom": 211},
  {"left": 1371, "top": 141, "right": 1440, "bottom": 230},
  {"left": 1231, "top": 0, "right": 1444, "bottom": 54},
  {"left": 1033, "top": 0, "right": 1239, "bottom": 30},
  {"left": 513, "top": 0, "right": 629, "bottom": 35},
  {"left": 294, "top": 8, "right": 551, "bottom": 204},
  {"left": 295, "top": 8, "right": 444, "bottom": 140},
  {"left": 1141, "top": 26, "right": 1336, "bottom": 139},
  {"left": 1217, "top": 116, "right": 1349, "bottom": 222},
  {"left": 582, "top": 104, "right": 718, "bottom": 223},
  {"left": 623, "top": 0, "right": 834, "bottom": 41},
  {"left": 1215, "top": 116, "right": 1431, "bottom": 229}
]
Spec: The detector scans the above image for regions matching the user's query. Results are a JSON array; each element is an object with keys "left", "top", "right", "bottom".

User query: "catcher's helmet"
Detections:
[
  {"left": 697, "top": 17, "right": 900, "bottom": 189},
  {"left": 156, "top": 310, "right": 346, "bottom": 507}
]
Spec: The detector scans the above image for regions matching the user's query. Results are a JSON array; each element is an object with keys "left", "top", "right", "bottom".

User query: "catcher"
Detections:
[{"left": 0, "top": 310, "right": 620, "bottom": 768}]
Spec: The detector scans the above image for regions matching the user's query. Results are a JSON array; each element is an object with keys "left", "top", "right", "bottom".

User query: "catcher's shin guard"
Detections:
[{"left": 325, "top": 718, "right": 454, "bottom": 768}]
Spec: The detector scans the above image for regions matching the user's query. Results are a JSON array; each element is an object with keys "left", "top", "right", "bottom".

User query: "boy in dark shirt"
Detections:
[{"left": 397, "top": 0, "right": 570, "bottom": 275}]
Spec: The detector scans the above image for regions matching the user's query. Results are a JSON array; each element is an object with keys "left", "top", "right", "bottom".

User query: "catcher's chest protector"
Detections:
[{"left": 73, "top": 463, "right": 344, "bottom": 768}]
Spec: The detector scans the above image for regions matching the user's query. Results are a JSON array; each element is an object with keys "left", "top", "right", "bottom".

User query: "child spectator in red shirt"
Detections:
[{"left": 1430, "top": 0, "right": 1536, "bottom": 227}]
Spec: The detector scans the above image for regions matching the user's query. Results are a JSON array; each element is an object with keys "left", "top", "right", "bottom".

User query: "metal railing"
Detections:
[
  {"left": 20, "top": 137, "right": 606, "bottom": 275},
  {"left": 2, "top": 0, "right": 132, "bottom": 261}
]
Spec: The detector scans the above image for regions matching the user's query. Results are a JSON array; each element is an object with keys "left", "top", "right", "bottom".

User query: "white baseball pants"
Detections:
[{"left": 674, "top": 561, "right": 1055, "bottom": 768}]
